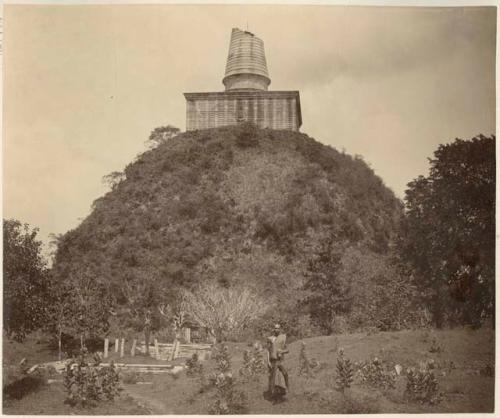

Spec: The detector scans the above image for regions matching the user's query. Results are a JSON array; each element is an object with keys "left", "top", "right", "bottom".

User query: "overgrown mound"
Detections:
[{"left": 52, "top": 124, "right": 403, "bottom": 332}]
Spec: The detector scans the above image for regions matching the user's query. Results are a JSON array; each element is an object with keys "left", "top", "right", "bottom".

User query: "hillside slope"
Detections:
[{"left": 52, "top": 125, "right": 403, "bottom": 319}]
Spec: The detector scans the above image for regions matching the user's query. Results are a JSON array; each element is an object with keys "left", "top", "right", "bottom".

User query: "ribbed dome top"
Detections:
[{"left": 223, "top": 28, "right": 271, "bottom": 91}]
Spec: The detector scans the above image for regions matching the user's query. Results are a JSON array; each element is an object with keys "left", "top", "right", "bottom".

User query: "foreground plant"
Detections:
[
  {"left": 186, "top": 353, "right": 204, "bottom": 377},
  {"left": 63, "top": 350, "right": 121, "bottom": 408},
  {"left": 213, "top": 344, "right": 232, "bottom": 373},
  {"left": 208, "top": 344, "right": 247, "bottom": 414},
  {"left": 209, "top": 372, "right": 248, "bottom": 414},
  {"left": 298, "top": 342, "right": 320, "bottom": 377},
  {"left": 405, "top": 367, "right": 441, "bottom": 405},
  {"left": 335, "top": 349, "right": 354, "bottom": 394},
  {"left": 356, "top": 357, "right": 396, "bottom": 390},
  {"left": 239, "top": 344, "right": 265, "bottom": 381}
]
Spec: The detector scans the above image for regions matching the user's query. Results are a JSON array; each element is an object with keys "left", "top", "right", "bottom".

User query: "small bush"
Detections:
[
  {"left": 419, "top": 330, "right": 430, "bottom": 343},
  {"left": 298, "top": 342, "right": 320, "bottom": 377},
  {"left": 356, "top": 357, "right": 396, "bottom": 390},
  {"left": 429, "top": 338, "right": 443, "bottom": 353},
  {"left": 366, "top": 326, "right": 380, "bottom": 336},
  {"left": 63, "top": 350, "right": 121, "bottom": 408},
  {"left": 207, "top": 345, "right": 248, "bottom": 414},
  {"left": 335, "top": 350, "right": 354, "bottom": 394},
  {"left": 3, "top": 375, "right": 46, "bottom": 400},
  {"left": 213, "top": 344, "right": 232, "bottom": 373},
  {"left": 405, "top": 367, "right": 441, "bottom": 405},
  {"left": 186, "top": 353, "right": 204, "bottom": 377},
  {"left": 239, "top": 345, "right": 265, "bottom": 381},
  {"left": 209, "top": 372, "right": 248, "bottom": 415}
]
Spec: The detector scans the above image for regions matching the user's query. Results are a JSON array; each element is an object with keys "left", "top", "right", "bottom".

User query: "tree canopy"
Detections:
[
  {"left": 401, "top": 135, "right": 495, "bottom": 327},
  {"left": 3, "top": 219, "right": 50, "bottom": 341}
]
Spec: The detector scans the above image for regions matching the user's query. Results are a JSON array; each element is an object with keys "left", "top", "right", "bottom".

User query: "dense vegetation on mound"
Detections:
[{"left": 51, "top": 124, "right": 405, "bottom": 336}]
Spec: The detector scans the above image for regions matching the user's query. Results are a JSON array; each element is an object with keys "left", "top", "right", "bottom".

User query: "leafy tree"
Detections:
[
  {"left": 3, "top": 219, "right": 49, "bottom": 341},
  {"left": 302, "top": 239, "right": 351, "bottom": 334},
  {"left": 102, "top": 171, "right": 126, "bottom": 191},
  {"left": 45, "top": 277, "right": 78, "bottom": 359},
  {"left": 146, "top": 125, "right": 180, "bottom": 149},
  {"left": 401, "top": 135, "right": 495, "bottom": 327},
  {"left": 65, "top": 269, "right": 113, "bottom": 348},
  {"left": 339, "top": 249, "right": 420, "bottom": 331}
]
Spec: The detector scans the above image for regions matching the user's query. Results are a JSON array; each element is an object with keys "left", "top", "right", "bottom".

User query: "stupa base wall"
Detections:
[{"left": 184, "top": 91, "right": 302, "bottom": 131}]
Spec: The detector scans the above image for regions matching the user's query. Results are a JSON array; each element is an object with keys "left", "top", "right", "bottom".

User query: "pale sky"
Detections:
[{"left": 3, "top": 5, "right": 496, "bottom": 250}]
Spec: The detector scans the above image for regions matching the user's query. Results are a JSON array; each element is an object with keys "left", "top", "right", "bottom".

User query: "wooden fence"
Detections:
[{"left": 103, "top": 328, "right": 212, "bottom": 361}]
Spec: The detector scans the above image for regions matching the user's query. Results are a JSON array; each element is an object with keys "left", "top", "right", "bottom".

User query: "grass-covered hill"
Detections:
[{"left": 52, "top": 124, "right": 403, "bottom": 325}]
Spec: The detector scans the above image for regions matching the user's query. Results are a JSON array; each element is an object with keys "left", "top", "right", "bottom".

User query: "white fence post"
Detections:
[
  {"left": 154, "top": 339, "right": 160, "bottom": 360},
  {"left": 131, "top": 339, "right": 137, "bottom": 357}
]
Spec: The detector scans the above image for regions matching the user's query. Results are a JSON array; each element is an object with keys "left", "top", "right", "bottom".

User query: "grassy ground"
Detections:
[
  {"left": 3, "top": 382, "right": 151, "bottom": 415},
  {"left": 122, "top": 327, "right": 495, "bottom": 414},
  {"left": 2, "top": 333, "right": 151, "bottom": 415},
  {"left": 3, "top": 327, "right": 494, "bottom": 414}
]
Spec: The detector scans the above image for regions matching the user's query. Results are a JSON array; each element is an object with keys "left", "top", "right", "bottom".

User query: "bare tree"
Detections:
[
  {"left": 181, "top": 283, "right": 268, "bottom": 342},
  {"left": 158, "top": 302, "right": 185, "bottom": 341}
]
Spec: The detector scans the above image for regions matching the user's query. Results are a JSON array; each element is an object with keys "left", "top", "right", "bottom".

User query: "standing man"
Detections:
[{"left": 266, "top": 324, "right": 290, "bottom": 399}]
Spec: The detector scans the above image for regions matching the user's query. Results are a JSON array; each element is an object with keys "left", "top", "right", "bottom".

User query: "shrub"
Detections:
[
  {"left": 63, "top": 350, "right": 121, "bottom": 408},
  {"left": 186, "top": 353, "right": 204, "bottom": 377},
  {"left": 298, "top": 342, "right": 320, "bottom": 377},
  {"left": 213, "top": 344, "right": 232, "bottom": 374},
  {"left": 209, "top": 372, "right": 248, "bottom": 414},
  {"left": 356, "top": 357, "right": 396, "bottom": 390},
  {"left": 208, "top": 345, "right": 248, "bottom": 414},
  {"left": 239, "top": 344, "right": 265, "bottom": 381},
  {"left": 3, "top": 360, "right": 50, "bottom": 401},
  {"left": 428, "top": 338, "right": 443, "bottom": 354},
  {"left": 335, "top": 350, "right": 354, "bottom": 394},
  {"left": 3, "top": 374, "right": 46, "bottom": 401},
  {"left": 405, "top": 367, "right": 441, "bottom": 405}
]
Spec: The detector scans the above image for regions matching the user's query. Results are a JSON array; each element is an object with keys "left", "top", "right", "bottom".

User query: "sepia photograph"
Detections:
[{"left": 2, "top": 2, "right": 496, "bottom": 415}]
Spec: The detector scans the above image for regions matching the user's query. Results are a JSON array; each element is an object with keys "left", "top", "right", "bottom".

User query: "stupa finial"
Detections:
[{"left": 223, "top": 28, "right": 271, "bottom": 91}]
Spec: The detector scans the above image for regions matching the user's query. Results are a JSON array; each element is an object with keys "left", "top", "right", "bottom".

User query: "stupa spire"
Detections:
[
  {"left": 184, "top": 27, "right": 301, "bottom": 131},
  {"left": 223, "top": 28, "right": 271, "bottom": 91}
]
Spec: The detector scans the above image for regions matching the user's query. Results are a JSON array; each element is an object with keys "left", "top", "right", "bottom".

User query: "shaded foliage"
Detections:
[
  {"left": 401, "top": 135, "right": 495, "bottom": 327},
  {"left": 3, "top": 219, "right": 49, "bottom": 341},
  {"left": 51, "top": 125, "right": 403, "bottom": 335},
  {"left": 335, "top": 350, "right": 354, "bottom": 394},
  {"left": 63, "top": 350, "right": 121, "bottom": 408}
]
